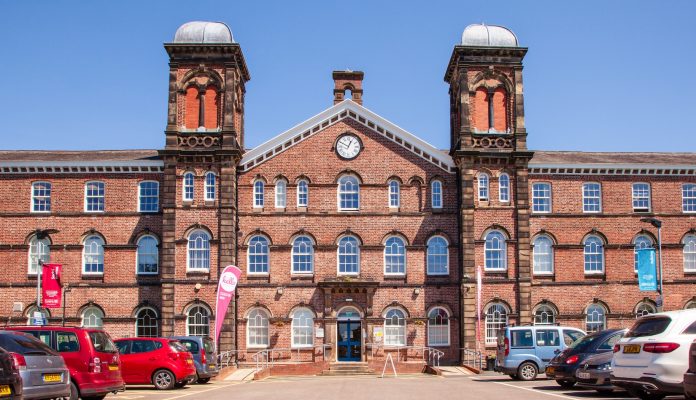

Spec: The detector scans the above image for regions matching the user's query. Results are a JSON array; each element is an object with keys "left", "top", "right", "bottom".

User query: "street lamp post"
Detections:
[{"left": 641, "top": 217, "right": 664, "bottom": 311}]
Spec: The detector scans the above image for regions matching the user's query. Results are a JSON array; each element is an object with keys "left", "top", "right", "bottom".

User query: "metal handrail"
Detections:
[
  {"left": 250, "top": 344, "right": 332, "bottom": 371},
  {"left": 460, "top": 348, "right": 485, "bottom": 371},
  {"left": 217, "top": 350, "right": 245, "bottom": 368},
  {"left": 366, "top": 343, "right": 444, "bottom": 367}
]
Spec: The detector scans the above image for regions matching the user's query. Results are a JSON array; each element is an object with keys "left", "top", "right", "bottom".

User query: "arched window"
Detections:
[
  {"left": 686, "top": 300, "right": 696, "bottom": 310},
  {"left": 275, "top": 180, "right": 287, "bottom": 208},
  {"left": 427, "top": 308, "right": 450, "bottom": 347},
  {"left": 478, "top": 173, "right": 489, "bottom": 201},
  {"left": 384, "top": 308, "right": 406, "bottom": 346},
  {"left": 491, "top": 87, "right": 508, "bottom": 132},
  {"left": 532, "top": 235, "right": 554, "bottom": 275},
  {"left": 186, "top": 305, "right": 210, "bottom": 336},
  {"left": 82, "top": 306, "right": 104, "bottom": 328},
  {"left": 83, "top": 235, "right": 104, "bottom": 275},
  {"left": 485, "top": 303, "right": 508, "bottom": 345},
  {"left": 138, "top": 181, "right": 159, "bottom": 212},
  {"left": 635, "top": 302, "right": 656, "bottom": 318},
  {"left": 337, "top": 236, "right": 359, "bottom": 275},
  {"left": 135, "top": 307, "right": 158, "bottom": 337},
  {"left": 499, "top": 173, "right": 510, "bottom": 202},
  {"left": 204, "top": 172, "right": 216, "bottom": 201},
  {"left": 248, "top": 235, "right": 270, "bottom": 274},
  {"left": 25, "top": 305, "right": 50, "bottom": 325},
  {"left": 187, "top": 230, "right": 210, "bottom": 271},
  {"left": 431, "top": 180, "right": 443, "bottom": 209},
  {"left": 533, "top": 304, "right": 556, "bottom": 325},
  {"left": 203, "top": 85, "right": 219, "bottom": 130},
  {"left": 136, "top": 235, "right": 159, "bottom": 275},
  {"left": 584, "top": 235, "right": 604, "bottom": 274},
  {"left": 291, "top": 308, "right": 314, "bottom": 348},
  {"left": 183, "top": 172, "right": 195, "bottom": 201},
  {"left": 427, "top": 236, "right": 449, "bottom": 275},
  {"left": 338, "top": 175, "right": 360, "bottom": 210},
  {"left": 28, "top": 235, "right": 50, "bottom": 275},
  {"left": 585, "top": 304, "right": 606, "bottom": 332},
  {"left": 253, "top": 180, "right": 265, "bottom": 208},
  {"left": 292, "top": 236, "right": 314, "bottom": 274},
  {"left": 31, "top": 181, "right": 52, "bottom": 212},
  {"left": 85, "top": 181, "right": 105, "bottom": 212},
  {"left": 384, "top": 236, "right": 406, "bottom": 275},
  {"left": 684, "top": 235, "right": 696, "bottom": 272},
  {"left": 634, "top": 235, "right": 654, "bottom": 272},
  {"left": 184, "top": 86, "right": 200, "bottom": 130},
  {"left": 247, "top": 308, "right": 269, "bottom": 348},
  {"left": 297, "top": 180, "right": 308, "bottom": 207},
  {"left": 484, "top": 231, "right": 507, "bottom": 271},
  {"left": 388, "top": 180, "right": 400, "bottom": 208}
]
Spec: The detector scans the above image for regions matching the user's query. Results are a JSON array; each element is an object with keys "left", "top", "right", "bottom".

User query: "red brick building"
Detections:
[{"left": 0, "top": 22, "right": 694, "bottom": 365}]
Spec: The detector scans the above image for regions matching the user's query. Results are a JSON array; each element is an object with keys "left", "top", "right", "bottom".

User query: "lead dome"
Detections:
[
  {"left": 461, "top": 24, "right": 518, "bottom": 47},
  {"left": 173, "top": 21, "right": 234, "bottom": 44}
]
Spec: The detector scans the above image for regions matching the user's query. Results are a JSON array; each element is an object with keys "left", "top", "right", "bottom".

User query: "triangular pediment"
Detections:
[{"left": 240, "top": 100, "right": 455, "bottom": 173}]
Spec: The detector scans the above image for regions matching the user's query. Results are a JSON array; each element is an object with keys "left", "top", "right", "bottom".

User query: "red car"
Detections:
[
  {"left": 114, "top": 338, "right": 196, "bottom": 390},
  {"left": 6, "top": 326, "right": 125, "bottom": 400}
]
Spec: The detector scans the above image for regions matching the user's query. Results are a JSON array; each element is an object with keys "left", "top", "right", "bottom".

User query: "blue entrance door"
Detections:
[{"left": 337, "top": 320, "right": 361, "bottom": 361}]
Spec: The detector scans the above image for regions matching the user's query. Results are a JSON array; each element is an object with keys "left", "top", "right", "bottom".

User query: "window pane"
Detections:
[
  {"left": 684, "top": 184, "right": 696, "bottom": 213},
  {"left": 85, "top": 182, "right": 105, "bottom": 212},
  {"left": 585, "top": 305, "right": 605, "bottom": 332},
  {"left": 254, "top": 181, "right": 264, "bottom": 207},
  {"left": 32, "top": 182, "right": 52, "bottom": 212},
  {"left": 339, "top": 176, "right": 359, "bottom": 210},
  {"left": 632, "top": 183, "right": 651, "bottom": 212},
  {"left": 427, "top": 308, "right": 449, "bottom": 346},
  {"left": 248, "top": 236, "right": 269, "bottom": 274},
  {"left": 137, "top": 236, "right": 159, "bottom": 274},
  {"left": 28, "top": 237, "right": 50, "bottom": 275},
  {"left": 431, "top": 181, "right": 442, "bottom": 208},
  {"left": 247, "top": 309, "right": 269, "bottom": 347},
  {"left": 478, "top": 174, "right": 489, "bottom": 200},
  {"left": 384, "top": 309, "right": 405, "bottom": 346},
  {"left": 485, "top": 231, "right": 506, "bottom": 271},
  {"left": 187, "top": 306, "right": 210, "bottom": 336},
  {"left": 684, "top": 235, "right": 696, "bottom": 272},
  {"left": 275, "top": 181, "right": 286, "bottom": 208},
  {"left": 532, "top": 183, "right": 551, "bottom": 213},
  {"left": 533, "top": 236, "right": 553, "bottom": 274},
  {"left": 584, "top": 236, "right": 604, "bottom": 273},
  {"left": 205, "top": 173, "right": 216, "bottom": 201},
  {"left": 83, "top": 236, "right": 104, "bottom": 274},
  {"left": 297, "top": 180, "right": 308, "bottom": 207},
  {"left": 82, "top": 307, "right": 104, "bottom": 328},
  {"left": 499, "top": 174, "right": 510, "bottom": 202},
  {"left": 633, "top": 235, "right": 653, "bottom": 271},
  {"left": 338, "top": 236, "right": 359, "bottom": 274},
  {"left": 534, "top": 305, "right": 556, "bottom": 325},
  {"left": 183, "top": 173, "right": 194, "bottom": 201},
  {"left": 188, "top": 231, "right": 210, "bottom": 270},
  {"left": 427, "top": 237, "right": 448, "bottom": 275},
  {"left": 139, "top": 181, "right": 159, "bottom": 212},
  {"left": 384, "top": 237, "right": 406, "bottom": 275},
  {"left": 485, "top": 304, "right": 507, "bottom": 345},
  {"left": 292, "top": 308, "right": 313, "bottom": 347},
  {"left": 583, "top": 183, "right": 601, "bottom": 213},
  {"left": 292, "top": 236, "right": 313, "bottom": 273},
  {"left": 389, "top": 180, "right": 400, "bottom": 207},
  {"left": 136, "top": 308, "right": 158, "bottom": 337}
]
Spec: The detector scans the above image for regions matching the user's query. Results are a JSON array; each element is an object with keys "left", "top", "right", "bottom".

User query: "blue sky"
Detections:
[{"left": 1, "top": 1, "right": 694, "bottom": 152}]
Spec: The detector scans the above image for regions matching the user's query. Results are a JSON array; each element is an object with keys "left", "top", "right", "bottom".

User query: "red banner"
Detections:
[
  {"left": 42, "top": 263, "right": 62, "bottom": 309},
  {"left": 215, "top": 265, "right": 241, "bottom": 346}
]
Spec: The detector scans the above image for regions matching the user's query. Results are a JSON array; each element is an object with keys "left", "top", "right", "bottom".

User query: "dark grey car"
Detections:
[
  {"left": 0, "top": 331, "right": 70, "bottom": 400},
  {"left": 575, "top": 351, "right": 617, "bottom": 394},
  {"left": 170, "top": 336, "right": 218, "bottom": 383}
]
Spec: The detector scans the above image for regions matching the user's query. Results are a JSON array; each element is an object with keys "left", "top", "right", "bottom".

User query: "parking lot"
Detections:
[{"left": 104, "top": 373, "right": 690, "bottom": 400}]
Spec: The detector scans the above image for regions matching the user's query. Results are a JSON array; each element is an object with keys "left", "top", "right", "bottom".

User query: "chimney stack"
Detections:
[{"left": 333, "top": 70, "right": 364, "bottom": 105}]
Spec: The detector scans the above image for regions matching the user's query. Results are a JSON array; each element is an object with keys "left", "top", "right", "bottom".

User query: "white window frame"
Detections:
[
  {"left": 182, "top": 172, "right": 195, "bottom": 202},
  {"left": 426, "top": 236, "right": 449, "bottom": 275},
  {"left": 582, "top": 182, "right": 602, "bottom": 213},
  {"left": 337, "top": 175, "right": 360, "bottom": 211},
  {"left": 431, "top": 180, "right": 443, "bottom": 209},
  {"left": 81, "top": 306, "right": 104, "bottom": 328},
  {"left": 138, "top": 181, "right": 159, "bottom": 213},
  {"left": 585, "top": 304, "right": 606, "bottom": 332},
  {"left": 633, "top": 235, "right": 654, "bottom": 272},
  {"left": 82, "top": 235, "right": 105, "bottom": 276},
  {"left": 427, "top": 307, "right": 450, "bottom": 347},
  {"left": 683, "top": 184, "right": 696, "bottom": 213},
  {"left": 186, "top": 230, "right": 211, "bottom": 272},
  {"left": 28, "top": 235, "right": 50, "bottom": 275},
  {"left": 186, "top": 304, "right": 211, "bottom": 337},
  {"left": 31, "top": 181, "right": 52, "bottom": 213},
  {"left": 499, "top": 173, "right": 510, "bottom": 203},
  {"left": 25, "top": 306, "right": 49, "bottom": 325},
  {"left": 632, "top": 182, "right": 651, "bottom": 213},
  {"left": 84, "top": 181, "right": 105, "bottom": 212},
  {"left": 204, "top": 172, "right": 216, "bottom": 201},
  {"left": 247, "top": 308, "right": 270, "bottom": 349},
  {"left": 247, "top": 235, "right": 270, "bottom": 275},
  {"left": 532, "top": 235, "right": 554, "bottom": 275},
  {"left": 384, "top": 236, "right": 406, "bottom": 276},
  {"left": 275, "top": 180, "right": 287, "bottom": 208},
  {"left": 635, "top": 302, "right": 656, "bottom": 318},
  {"left": 533, "top": 304, "right": 556, "bottom": 325},
  {"left": 478, "top": 173, "right": 489, "bottom": 201},
  {"left": 583, "top": 235, "right": 605, "bottom": 275},
  {"left": 136, "top": 235, "right": 159, "bottom": 275},
  {"left": 135, "top": 307, "right": 159, "bottom": 338},
  {"left": 484, "top": 230, "right": 507, "bottom": 271},
  {"left": 684, "top": 235, "right": 696, "bottom": 272},
  {"left": 485, "top": 303, "right": 508, "bottom": 346},
  {"left": 337, "top": 235, "right": 360, "bottom": 276},
  {"left": 383, "top": 308, "right": 406, "bottom": 346},
  {"left": 297, "top": 179, "right": 308, "bottom": 208},
  {"left": 532, "top": 182, "right": 551, "bottom": 213},
  {"left": 291, "top": 308, "right": 314, "bottom": 348},
  {"left": 388, "top": 180, "right": 400, "bottom": 208},
  {"left": 291, "top": 236, "right": 314, "bottom": 275},
  {"left": 253, "top": 180, "right": 265, "bottom": 208}
]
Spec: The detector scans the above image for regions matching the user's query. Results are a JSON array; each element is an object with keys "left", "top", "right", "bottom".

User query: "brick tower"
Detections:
[
  {"left": 159, "top": 21, "right": 250, "bottom": 352},
  {"left": 444, "top": 24, "right": 533, "bottom": 353}
]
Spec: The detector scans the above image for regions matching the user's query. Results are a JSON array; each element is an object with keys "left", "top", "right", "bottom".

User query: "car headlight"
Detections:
[{"left": 597, "top": 362, "right": 612, "bottom": 371}]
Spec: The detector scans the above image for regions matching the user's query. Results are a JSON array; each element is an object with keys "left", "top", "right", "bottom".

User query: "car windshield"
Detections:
[
  {"left": 203, "top": 338, "right": 214, "bottom": 353},
  {"left": 0, "top": 333, "right": 57, "bottom": 356},
  {"left": 568, "top": 334, "right": 601, "bottom": 351},
  {"left": 89, "top": 331, "right": 117, "bottom": 353},
  {"left": 625, "top": 317, "right": 671, "bottom": 338},
  {"left": 169, "top": 340, "right": 188, "bottom": 352}
]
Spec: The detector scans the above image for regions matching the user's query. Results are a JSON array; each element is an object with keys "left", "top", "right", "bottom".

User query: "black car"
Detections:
[
  {"left": 685, "top": 340, "right": 696, "bottom": 400},
  {"left": 0, "top": 345, "right": 23, "bottom": 400},
  {"left": 545, "top": 328, "right": 625, "bottom": 388}
]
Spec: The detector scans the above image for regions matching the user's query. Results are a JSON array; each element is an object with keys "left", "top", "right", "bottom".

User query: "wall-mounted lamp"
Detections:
[
  {"left": 414, "top": 288, "right": 421, "bottom": 296},
  {"left": 276, "top": 287, "right": 284, "bottom": 295},
  {"left": 194, "top": 283, "right": 202, "bottom": 293}
]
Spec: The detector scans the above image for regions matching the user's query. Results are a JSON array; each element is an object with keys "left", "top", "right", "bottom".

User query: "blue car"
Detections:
[
  {"left": 495, "top": 325, "right": 586, "bottom": 380},
  {"left": 171, "top": 336, "right": 218, "bottom": 383}
]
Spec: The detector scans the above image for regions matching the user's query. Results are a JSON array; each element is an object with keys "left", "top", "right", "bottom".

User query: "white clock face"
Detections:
[{"left": 336, "top": 135, "right": 361, "bottom": 159}]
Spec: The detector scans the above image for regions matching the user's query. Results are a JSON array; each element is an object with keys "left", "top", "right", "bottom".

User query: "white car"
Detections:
[{"left": 611, "top": 309, "right": 696, "bottom": 400}]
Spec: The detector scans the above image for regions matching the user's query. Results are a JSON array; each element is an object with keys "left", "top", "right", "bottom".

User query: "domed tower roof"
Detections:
[
  {"left": 461, "top": 24, "right": 518, "bottom": 47},
  {"left": 173, "top": 21, "right": 234, "bottom": 44}
]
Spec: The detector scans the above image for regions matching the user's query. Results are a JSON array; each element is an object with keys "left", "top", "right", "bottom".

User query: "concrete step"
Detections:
[
  {"left": 323, "top": 362, "right": 374, "bottom": 375},
  {"left": 321, "top": 370, "right": 375, "bottom": 376}
]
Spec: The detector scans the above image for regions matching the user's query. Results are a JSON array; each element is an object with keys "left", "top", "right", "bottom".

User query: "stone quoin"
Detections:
[{"left": 0, "top": 21, "right": 695, "bottom": 368}]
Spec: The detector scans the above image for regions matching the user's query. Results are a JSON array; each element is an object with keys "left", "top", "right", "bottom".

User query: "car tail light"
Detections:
[
  {"left": 613, "top": 344, "right": 620, "bottom": 353},
  {"left": 565, "top": 355, "right": 580, "bottom": 364},
  {"left": 200, "top": 348, "right": 206, "bottom": 364},
  {"left": 504, "top": 337, "right": 510, "bottom": 357},
  {"left": 168, "top": 351, "right": 180, "bottom": 361},
  {"left": 89, "top": 357, "right": 101, "bottom": 373},
  {"left": 10, "top": 353, "right": 26, "bottom": 371},
  {"left": 643, "top": 343, "right": 680, "bottom": 353}
]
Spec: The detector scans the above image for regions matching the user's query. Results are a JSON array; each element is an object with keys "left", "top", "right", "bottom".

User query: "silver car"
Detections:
[{"left": 0, "top": 330, "right": 70, "bottom": 400}]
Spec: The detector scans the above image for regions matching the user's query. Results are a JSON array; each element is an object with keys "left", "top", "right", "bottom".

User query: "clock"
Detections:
[{"left": 336, "top": 134, "right": 362, "bottom": 159}]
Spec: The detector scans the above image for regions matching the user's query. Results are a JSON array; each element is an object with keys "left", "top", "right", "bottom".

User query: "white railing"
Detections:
[
  {"left": 367, "top": 343, "right": 444, "bottom": 367},
  {"left": 217, "top": 350, "right": 246, "bottom": 368},
  {"left": 461, "top": 348, "right": 485, "bottom": 370},
  {"left": 251, "top": 344, "right": 332, "bottom": 371}
]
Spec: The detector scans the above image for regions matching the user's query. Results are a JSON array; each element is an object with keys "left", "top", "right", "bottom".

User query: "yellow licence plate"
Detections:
[
  {"left": 187, "top": 359, "right": 193, "bottom": 365},
  {"left": 623, "top": 344, "right": 641, "bottom": 353},
  {"left": 43, "top": 374, "right": 62, "bottom": 383},
  {"left": 0, "top": 385, "right": 11, "bottom": 396},
  {"left": 108, "top": 365, "right": 119, "bottom": 371},
  {"left": 546, "top": 367, "right": 555, "bottom": 375}
]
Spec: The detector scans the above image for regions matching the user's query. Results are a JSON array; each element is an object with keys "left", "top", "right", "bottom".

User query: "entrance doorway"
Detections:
[{"left": 337, "top": 320, "right": 361, "bottom": 361}]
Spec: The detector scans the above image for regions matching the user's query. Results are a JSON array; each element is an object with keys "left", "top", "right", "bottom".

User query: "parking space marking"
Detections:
[
  {"left": 487, "top": 381, "right": 578, "bottom": 400},
  {"left": 160, "top": 382, "right": 243, "bottom": 400}
]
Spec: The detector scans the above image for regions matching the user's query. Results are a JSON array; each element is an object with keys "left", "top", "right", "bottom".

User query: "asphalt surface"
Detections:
[{"left": 106, "top": 373, "right": 690, "bottom": 400}]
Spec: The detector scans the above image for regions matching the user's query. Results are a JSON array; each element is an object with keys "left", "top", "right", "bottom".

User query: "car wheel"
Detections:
[
  {"left": 67, "top": 381, "right": 79, "bottom": 400},
  {"left": 517, "top": 362, "right": 538, "bottom": 381},
  {"left": 555, "top": 380, "right": 575, "bottom": 388},
  {"left": 152, "top": 369, "right": 176, "bottom": 390},
  {"left": 197, "top": 377, "right": 211, "bottom": 384},
  {"left": 626, "top": 388, "right": 666, "bottom": 400}
]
